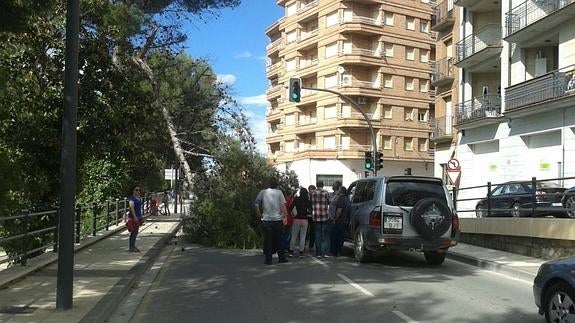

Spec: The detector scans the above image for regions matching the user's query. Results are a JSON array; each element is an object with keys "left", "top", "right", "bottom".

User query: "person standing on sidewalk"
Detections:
[
  {"left": 328, "top": 181, "right": 342, "bottom": 256},
  {"left": 307, "top": 184, "right": 316, "bottom": 252},
  {"left": 310, "top": 181, "right": 331, "bottom": 258},
  {"left": 128, "top": 185, "right": 144, "bottom": 252},
  {"left": 255, "top": 178, "right": 289, "bottom": 265},
  {"left": 332, "top": 186, "right": 350, "bottom": 257},
  {"left": 289, "top": 187, "right": 311, "bottom": 257}
]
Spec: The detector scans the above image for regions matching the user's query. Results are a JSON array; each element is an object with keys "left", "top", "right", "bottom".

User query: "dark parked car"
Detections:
[
  {"left": 475, "top": 181, "right": 566, "bottom": 218},
  {"left": 562, "top": 187, "right": 575, "bottom": 218},
  {"left": 533, "top": 257, "right": 575, "bottom": 322},
  {"left": 346, "top": 176, "right": 459, "bottom": 265}
]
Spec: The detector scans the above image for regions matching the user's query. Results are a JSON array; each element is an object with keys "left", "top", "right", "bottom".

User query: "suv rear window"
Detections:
[{"left": 385, "top": 180, "right": 447, "bottom": 206}]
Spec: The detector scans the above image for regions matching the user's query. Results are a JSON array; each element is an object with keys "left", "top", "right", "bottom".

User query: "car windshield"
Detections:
[{"left": 385, "top": 181, "right": 447, "bottom": 206}]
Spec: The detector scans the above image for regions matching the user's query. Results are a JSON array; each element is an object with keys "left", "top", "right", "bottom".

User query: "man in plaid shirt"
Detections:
[{"left": 310, "top": 180, "right": 331, "bottom": 257}]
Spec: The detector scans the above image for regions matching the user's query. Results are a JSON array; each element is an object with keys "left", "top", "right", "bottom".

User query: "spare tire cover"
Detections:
[{"left": 410, "top": 198, "right": 452, "bottom": 239}]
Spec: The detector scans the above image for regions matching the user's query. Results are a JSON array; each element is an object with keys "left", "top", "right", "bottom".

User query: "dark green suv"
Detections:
[{"left": 345, "top": 176, "right": 460, "bottom": 265}]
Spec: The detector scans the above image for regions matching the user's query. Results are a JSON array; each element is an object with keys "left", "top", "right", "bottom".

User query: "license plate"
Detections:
[
  {"left": 384, "top": 217, "right": 402, "bottom": 230},
  {"left": 552, "top": 203, "right": 562, "bottom": 207}
]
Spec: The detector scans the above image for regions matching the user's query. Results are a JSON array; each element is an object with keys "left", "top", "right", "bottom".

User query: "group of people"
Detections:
[{"left": 254, "top": 179, "right": 351, "bottom": 265}]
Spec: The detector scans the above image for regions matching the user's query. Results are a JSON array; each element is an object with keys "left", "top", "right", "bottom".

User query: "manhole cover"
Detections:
[{"left": 0, "top": 305, "right": 38, "bottom": 314}]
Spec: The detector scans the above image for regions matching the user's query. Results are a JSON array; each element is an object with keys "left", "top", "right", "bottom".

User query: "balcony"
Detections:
[
  {"left": 266, "top": 38, "right": 285, "bottom": 54},
  {"left": 430, "top": 57, "right": 455, "bottom": 87},
  {"left": 429, "top": 116, "right": 455, "bottom": 143},
  {"left": 298, "top": 58, "right": 318, "bottom": 72},
  {"left": 340, "top": 48, "right": 383, "bottom": 58},
  {"left": 505, "top": 65, "right": 575, "bottom": 115},
  {"left": 455, "top": 94, "right": 502, "bottom": 128},
  {"left": 431, "top": 0, "right": 455, "bottom": 31},
  {"left": 454, "top": 0, "right": 500, "bottom": 12},
  {"left": 297, "top": 0, "right": 318, "bottom": 15},
  {"left": 455, "top": 24, "right": 503, "bottom": 71},
  {"left": 266, "top": 62, "right": 282, "bottom": 77},
  {"left": 300, "top": 29, "right": 319, "bottom": 42},
  {"left": 266, "top": 84, "right": 283, "bottom": 98},
  {"left": 505, "top": 0, "right": 575, "bottom": 43}
]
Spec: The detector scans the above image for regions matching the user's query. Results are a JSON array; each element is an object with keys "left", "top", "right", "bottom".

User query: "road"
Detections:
[{"left": 124, "top": 244, "right": 542, "bottom": 323}]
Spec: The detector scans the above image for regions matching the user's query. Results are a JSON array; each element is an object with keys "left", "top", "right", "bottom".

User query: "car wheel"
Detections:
[
  {"left": 476, "top": 205, "right": 485, "bottom": 218},
  {"left": 564, "top": 196, "right": 575, "bottom": 219},
  {"left": 511, "top": 203, "right": 522, "bottom": 218},
  {"left": 353, "top": 229, "right": 372, "bottom": 263},
  {"left": 410, "top": 198, "right": 452, "bottom": 239},
  {"left": 424, "top": 251, "right": 446, "bottom": 265},
  {"left": 543, "top": 282, "right": 575, "bottom": 323}
]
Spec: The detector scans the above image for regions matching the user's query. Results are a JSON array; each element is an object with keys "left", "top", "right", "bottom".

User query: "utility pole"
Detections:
[
  {"left": 57, "top": 0, "right": 79, "bottom": 310},
  {"left": 301, "top": 86, "right": 380, "bottom": 176},
  {"left": 174, "top": 167, "right": 178, "bottom": 214}
]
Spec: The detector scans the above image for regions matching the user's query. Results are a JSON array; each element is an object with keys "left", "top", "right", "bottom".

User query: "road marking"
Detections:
[
  {"left": 336, "top": 273, "right": 374, "bottom": 297},
  {"left": 392, "top": 310, "right": 419, "bottom": 323},
  {"left": 311, "top": 256, "right": 329, "bottom": 268},
  {"left": 483, "top": 269, "right": 532, "bottom": 285}
]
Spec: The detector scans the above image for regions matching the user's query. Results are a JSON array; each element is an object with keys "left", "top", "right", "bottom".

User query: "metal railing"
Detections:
[
  {"left": 431, "top": 57, "right": 454, "bottom": 84},
  {"left": 0, "top": 195, "right": 153, "bottom": 267},
  {"left": 456, "top": 24, "right": 502, "bottom": 63},
  {"left": 455, "top": 93, "right": 502, "bottom": 124},
  {"left": 505, "top": 65, "right": 575, "bottom": 111},
  {"left": 432, "top": 0, "right": 454, "bottom": 28},
  {"left": 505, "top": 0, "right": 574, "bottom": 37},
  {"left": 429, "top": 115, "right": 454, "bottom": 139},
  {"left": 452, "top": 176, "right": 575, "bottom": 218}
]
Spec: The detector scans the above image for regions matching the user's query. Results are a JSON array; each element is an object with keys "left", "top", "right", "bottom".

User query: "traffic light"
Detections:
[
  {"left": 289, "top": 77, "right": 301, "bottom": 102},
  {"left": 375, "top": 152, "right": 383, "bottom": 170},
  {"left": 364, "top": 151, "right": 373, "bottom": 170}
]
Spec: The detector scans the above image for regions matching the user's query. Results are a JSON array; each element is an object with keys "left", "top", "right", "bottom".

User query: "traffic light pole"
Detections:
[{"left": 301, "top": 86, "right": 379, "bottom": 176}]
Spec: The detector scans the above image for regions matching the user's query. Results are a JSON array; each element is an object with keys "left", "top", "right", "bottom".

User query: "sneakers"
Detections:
[
  {"left": 298, "top": 251, "right": 304, "bottom": 258},
  {"left": 129, "top": 247, "right": 141, "bottom": 253}
]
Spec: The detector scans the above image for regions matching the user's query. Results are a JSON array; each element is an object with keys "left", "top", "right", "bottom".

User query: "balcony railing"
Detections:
[
  {"left": 429, "top": 116, "right": 454, "bottom": 139},
  {"left": 296, "top": 118, "right": 317, "bottom": 126},
  {"left": 300, "top": 29, "right": 319, "bottom": 41},
  {"left": 338, "top": 112, "right": 381, "bottom": 120},
  {"left": 299, "top": 58, "right": 318, "bottom": 70},
  {"left": 340, "top": 48, "right": 383, "bottom": 58},
  {"left": 266, "top": 38, "right": 285, "bottom": 51},
  {"left": 266, "top": 62, "right": 282, "bottom": 73},
  {"left": 505, "top": 65, "right": 575, "bottom": 111},
  {"left": 505, "top": 0, "right": 575, "bottom": 37},
  {"left": 455, "top": 94, "right": 502, "bottom": 124},
  {"left": 430, "top": 57, "right": 454, "bottom": 85},
  {"left": 341, "top": 16, "right": 382, "bottom": 26},
  {"left": 266, "top": 84, "right": 283, "bottom": 95},
  {"left": 432, "top": 0, "right": 454, "bottom": 30},
  {"left": 339, "top": 79, "right": 380, "bottom": 88},
  {"left": 456, "top": 24, "right": 502, "bottom": 63},
  {"left": 298, "top": 0, "right": 318, "bottom": 14}
]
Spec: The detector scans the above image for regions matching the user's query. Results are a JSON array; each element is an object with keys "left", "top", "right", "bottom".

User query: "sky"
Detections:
[{"left": 182, "top": 2, "right": 284, "bottom": 155}]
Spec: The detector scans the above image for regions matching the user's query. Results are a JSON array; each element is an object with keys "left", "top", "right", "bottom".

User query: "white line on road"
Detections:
[
  {"left": 483, "top": 269, "right": 533, "bottom": 285},
  {"left": 392, "top": 310, "right": 419, "bottom": 323},
  {"left": 311, "top": 256, "right": 329, "bottom": 268},
  {"left": 336, "top": 273, "right": 374, "bottom": 297}
]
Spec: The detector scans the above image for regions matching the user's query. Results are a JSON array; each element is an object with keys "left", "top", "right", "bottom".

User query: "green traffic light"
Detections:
[{"left": 364, "top": 162, "right": 372, "bottom": 169}]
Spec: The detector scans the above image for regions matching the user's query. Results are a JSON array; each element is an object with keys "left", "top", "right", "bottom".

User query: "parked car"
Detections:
[
  {"left": 345, "top": 176, "right": 460, "bottom": 265},
  {"left": 533, "top": 257, "right": 575, "bottom": 322},
  {"left": 475, "top": 181, "right": 566, "bottom": 218},
  {"left": 562, "top": 187, "right": 575, "bottom": 218}
]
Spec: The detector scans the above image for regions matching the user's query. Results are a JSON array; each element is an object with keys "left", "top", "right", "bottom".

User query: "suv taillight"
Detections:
[
  {"left": 452, "top": 210, "right": 459, "bottom": 231},
  {"left": 368, "top": 206, "right": 381, "bottom": 228}
]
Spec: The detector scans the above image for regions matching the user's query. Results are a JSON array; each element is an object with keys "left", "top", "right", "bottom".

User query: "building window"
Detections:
[
  {"left": 324, "top": 135, "right": 336, "bottom": 149},
  {"left": 325, "top": 42, "right": 338, "bottom": 58},
  {"left": 384, "top": 43, "right": 394, "bottom": 57},
  {"left": 384, "top": 12, "right": 394, "bottom": 26},
  {"left": 418, "top": 110, "right": 427, "bottom": 122},
  {"left": 326, "top": 10, "right": 339, "bottom": 27},
  {"left": 420, "top": 20, "right": 430, "bottom": 33},
  {"left": 405, "top": 108, "right": 414, "bottom": 121},
  {"left": 383, "top": 136, "right": 393, "bottom": 149},
  {"left": 406, "top": 47, "right": 415, "bottom": 60},
  {"left": 286, "top": 3, "right": 297, "bottom": 16},
  {"left": 419, "top": 79, "right": 428, "bottom": 92},
  {"left": 286, "top": 58, "right": 296, "bottom": 71},
  {"left": 383, "top": 74, "right": 393, "bottom": 88},
  {"left": 285, "top": 113, "right": 295, "bottom": 125},
  {"left": 406, "top": 17, "right": 415, "bottom": 30},
  {"left": 419, "top": 138, "right": 428, "bottom": 151},
  {"left": 404, "top": 137, "right": 413, "bottom": 151},
  {"left": 383, "top": 105, "right": 393, "bottom": 119},
  {"left": 286, "top": 30, "right": 298, "bottom": 44},
  {"left": 285, "top": 140, "right": 294, "bottom": 152},
  {"left": 316, "top": 174, "right": 344, "bottom": 189},
  {"left": 405, "top": 77, "right": 414, "bottom": 91},
  {"left": 420, "top": 49, "right": 429, "bottom": 62},
  {"left": 324, "top": 104, "right": 337, "bottom": 119},
  {"left": 325, "top": 73, "right": 338, "bottom": 88}
]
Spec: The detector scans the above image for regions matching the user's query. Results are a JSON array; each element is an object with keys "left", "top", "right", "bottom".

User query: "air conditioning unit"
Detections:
[
  {"left": 357, "top": 97, "right": 367, "bottom": 104},
  {"left": 341, "top": 75, "right": 352, "bottom": 85}
]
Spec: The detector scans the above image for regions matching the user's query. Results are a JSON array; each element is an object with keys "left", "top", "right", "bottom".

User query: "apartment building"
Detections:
[
  {"left": 265, "top": 0, "right": 436, "bottom": 188},
  {"left": 429, "top": 0, "right": 461, "bottom": 186},
  {"left": 453, "top": 0, "right": 575, "bottom": 211}
]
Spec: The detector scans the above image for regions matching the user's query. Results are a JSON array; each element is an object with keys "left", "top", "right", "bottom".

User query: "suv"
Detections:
[{"left": 345, "top": 176, "right": 460, "bottom": 265}]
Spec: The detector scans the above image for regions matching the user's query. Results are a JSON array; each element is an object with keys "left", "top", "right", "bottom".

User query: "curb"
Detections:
[
  {"left": 446, "top": 250, "right": 536, "bottom": 281},
  {"left": 80, "top": 220, "right": 183, "bottom": 323}
]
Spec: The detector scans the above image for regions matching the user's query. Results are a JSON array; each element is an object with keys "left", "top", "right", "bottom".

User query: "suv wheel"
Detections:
[
  {"left": 511, "top": 203, "right": 522, "bottom": 218},
  {"left": 354, "top": 229, "right": 372, "bottom": 263},
  {"left": 564, "top": 196, "right": 575, "bottom": 218},
  {"left": 424, "top": 251, "right": 446, "bottom": 265},
  {"left": 476, "top": 205, "right": 485, "bottom": 218},
  {"left": 410, "top": 198, "right": 452, "bottom": 239},
  {"left": 543, "top": 282, "right": 575, "bottom": 323}
]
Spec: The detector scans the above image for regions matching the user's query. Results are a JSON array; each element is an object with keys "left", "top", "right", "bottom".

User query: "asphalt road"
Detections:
[{"left": 126, "top": 244, "right": 542, "bottom": 323}]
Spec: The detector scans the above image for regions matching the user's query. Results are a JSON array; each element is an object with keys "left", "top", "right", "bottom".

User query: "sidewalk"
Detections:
[{"left": 0, "top": 216, "right": 182, "bottom": 323}]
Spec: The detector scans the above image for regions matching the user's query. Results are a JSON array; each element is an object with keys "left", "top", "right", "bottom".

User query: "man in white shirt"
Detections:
[{"left": 255, "top": 178, "right": 288, "bottom": 265}]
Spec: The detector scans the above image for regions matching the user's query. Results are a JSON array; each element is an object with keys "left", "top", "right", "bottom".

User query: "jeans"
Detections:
[
  {"left": 262, "top": 220, "right": 285, "bottom": 263},
  {"left": 283, "top": 225, "right": 292, "bottom": 252},
  {"left": 129, "top": 225, "right": 139, "bottom": 250},
  {"left": 314, "top": 221, "right": 332, "bottom": 257},
  {"left": 307, "top": 217, "right": 315, "bottom": 249},
  {"left": 290, "top": 219, "right": 308, "bottom": 252},
  {"left": 331, "top": 221, "right": 345, "bottom": 256}
]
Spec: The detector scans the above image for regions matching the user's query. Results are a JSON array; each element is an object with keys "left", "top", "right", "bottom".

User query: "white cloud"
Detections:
[
  {"left": 237, "top": 94, "right": 268, "bottom": 106},
  {"left": 234, "top": 51, "right": 253, "bottom": 59},
  {"left": 216, "top": 74, "right": 237, "bottom": 86}
]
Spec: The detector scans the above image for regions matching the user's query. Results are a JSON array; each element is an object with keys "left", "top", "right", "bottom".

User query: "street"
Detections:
[{"left": 126, "top": 244, "right": 542, "bottom": 323}]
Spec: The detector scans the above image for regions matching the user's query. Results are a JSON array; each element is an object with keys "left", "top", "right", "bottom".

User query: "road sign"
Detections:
[
  {"left": 447, "top": 170, "right": 461, "bottom": 187},
  {"left": 447, "top": 158, "right": 460, "bottom": 170},
  {"left": 164, "top": 169, "right": 176, "bottom": 180}
]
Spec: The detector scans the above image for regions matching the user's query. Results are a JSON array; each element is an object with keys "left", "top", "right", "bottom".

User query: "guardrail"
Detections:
[
  {"left": 0, "top": 195, "right": 154, "bottom": 267},
  {"left": 452, "top": 176, "right": 575, "bottom": 218}
]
